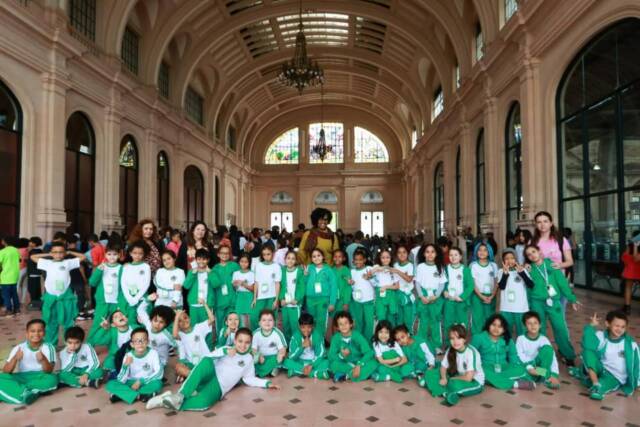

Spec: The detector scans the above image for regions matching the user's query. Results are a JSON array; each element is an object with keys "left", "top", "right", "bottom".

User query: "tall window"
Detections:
[
  {"left": 557, "top": 18, "right": 640, "bottom": 292},
  {"left": 0, "top": 80, "right": 22, "bottom": 236},
  {"left": 434, "top": 162, "right": 445, "bottom": 238},
  {"left": 69, "top": 0, "right": 96, "bottom": 41},
  {"left": 411, "top": 127, "right": 418, "bottom": 148},
  {"left": 65, "top": 112, "right": 95, "bottom": 236},
  {"left": 360, "top": 211, "right": 384, "bottom": 237},
  {"left": 121, "top": 26, "right": 139, "bottom": 75},
  {"left": 227, "top": 126, "right": 237, "bottom": 151},
  {"left": 270, "top": 212, "right": 293, "bottom": 232},
  {"left": 158, "top": 62, "right": 170, "bottom": 99},
  {"left": 475, "top": 23, "right": 484, "bottom": 61},
  {"left": 432, "top": 86, "right": 444, "bottom": 121},
  {"left": 455, "top": 146, "right": 461, "bottom": 226},
  {"left": 265, "top": 128, "right": 299, "bottom": 164},
  {"left": 506, "top": 103, "right": 523, "bottom": 233},
  {"left": 309, "top": 122, "right": 344, "bottom": 163},
  {"left": 184, "top": 166, "right": 204, "bottom": 230},
  {"left": 476, "top": 129, "right": 486, "bottom": 232},
  {"left": 157, "top": 151, "right": 170, "bottom": 227},
  {"left": 454, "top": 63, "right": 461, "bottom": 89},
  {"left": 119, "top": 136, "right": 138, "bottom": 233},
  {"left": 185, "top": 86, "right": 204, "bottom": 125},
  {"left": 505, "top": 0, "right": 518, "bottom": 22},
  {"left": 354, "top": 127, "right": 389, "bottom": 163}
]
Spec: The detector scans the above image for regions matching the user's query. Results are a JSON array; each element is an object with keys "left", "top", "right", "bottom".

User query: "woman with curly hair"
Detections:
[
  {"left": 297, "top": 208, "right": 340, "bottom": 266},
  {"left": 127, "top": 219, "right": 164, "bottom": 277}
]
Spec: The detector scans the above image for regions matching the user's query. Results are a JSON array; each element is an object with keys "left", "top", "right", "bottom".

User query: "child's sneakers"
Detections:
[
  {"left": 88, "top": 378, "right": 100, "bottom": 389},
  {"left": 589, "top": 383, "right": 604, "bottom": 401},
  {"left": 138, "top": 392, "right": 157, "bottom": 403},
  {"left": 567, "top": 366, "right": 582, "bottom": 379},
  {"left": 444, "top": 392, "right": 460, "bottom": 406},
  {"left": 417, "top": 375, "right": 426, "bottom": 388},
  {"left": 109, "top": 394, "right": 122, "bottom": 404},
  {"left": 146, "top": 390, "right": 172, "bottom": 410},
  {"left": 270, "top": 368, "right": 280, "bottom": 377},
  {"left": 514, "top": 380, "right": 536, "bottom": 390},
  {"left": 162, "top": 392, "right": 185, "bottom": 411},
  {"left": 332, "top": 373, "right": 346, "bottom": 383}
]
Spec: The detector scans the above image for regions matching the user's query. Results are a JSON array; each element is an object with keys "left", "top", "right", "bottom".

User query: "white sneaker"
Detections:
[
  {"left": 162, "top": 392, "right": 184, "bottom": 411},
  {"left": 146, "top": 390, "right": 172, "bottom": 410}
]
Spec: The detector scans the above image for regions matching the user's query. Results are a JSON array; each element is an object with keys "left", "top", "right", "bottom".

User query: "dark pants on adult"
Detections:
[{"left": 1, "top": 285, "right": 20, "bottom": 313}]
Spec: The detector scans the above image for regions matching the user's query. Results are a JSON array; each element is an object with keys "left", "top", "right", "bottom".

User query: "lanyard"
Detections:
[{"left": 535, "top": 263, "right": 549, "bottom": 286}]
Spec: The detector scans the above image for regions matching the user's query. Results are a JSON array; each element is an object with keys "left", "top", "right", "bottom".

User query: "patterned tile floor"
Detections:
[{"left": 1, "top": 289, "right": 639, "bottom": 427}]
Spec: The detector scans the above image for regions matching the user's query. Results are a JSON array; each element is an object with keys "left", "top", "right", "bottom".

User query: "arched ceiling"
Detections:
[{"left": 100, "top": 0, "right": 498, "bottom": 164}]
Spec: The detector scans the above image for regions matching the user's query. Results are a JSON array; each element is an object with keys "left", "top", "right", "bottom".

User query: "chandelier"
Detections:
[
  {"left": 277, "top": 0, "right": 324, "bottom": 94},
  {"left": 310, "top": 84, "right": 332, "bottom": 161}
]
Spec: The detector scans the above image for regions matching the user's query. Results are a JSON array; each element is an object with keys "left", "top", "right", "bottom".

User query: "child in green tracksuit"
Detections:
[
  {"left": 371, "top": 320, "right": 413, "bottom": 383},
  {"left": 569, "top": 311, "right": 639, "bottom": 400},
  {"left": 304, "top": 248, "right": 338, "bottom": 339},
  {"left": 284, "top": 313, "right": 330, "bottom": 379},
  {"left": 332, "top": 250, "right": 352, "bottom": 326},
  {"left": 183, "top": 249, "right": 215, "bottom": 325},
  {"left": 102, "top": 309, "right": 136, "bottom": 374},
  {"left": 349, "top": 249, "right": 376, "bottom": 341},
  {"left": 469, "top": 243, "right": 499, "bottom": 335},
  {"left": 87, "top": 244, "right": 122, "bottom": 346},
  {"left": 423, "top": 324, "right": 484, "bottom": 406},
  {"left": 231, "top": 254, "right": 255, "bottom": 328},
  {"left": 279, "top": 251, "right": 305, "bottom": 342},
  {"left": 211, "top": 246, "right": 240, "bottom": 335},
  {"left": 252, "top": 246, "right": 281, "bottom": 324},
  {"left": 216, "top": 312, "right": 240, "bottom": 349},
  {"left": 471, "top": 314, "right": 535, "bottom": 390},
  {"left": 106, "top": 327, "right": 164, "bottom": 404},
  {"left": 58, "top": 326, "right": 103, "bottom": 388},
  {"left": 497, "top": 248, "right": 534, "bottom": 338},
  {"left": 0, "top": 319, "right": 58, "bottom": 405},
  {"left": 515, "top": 311, "right": 561, "bottom": 389},
  {"left": 252, "top": 309, "right": 287, "bottom": 378},
  {"left": 393, "top": 324, "right": 436, "bottom": 384},
  {"left": 367, "top": 249, "right": 400, "bottom": 325},
  {"left": 414, "top": 244, "right": 447, "bottom": 353},
  {"left": 173, "top": 304, "right": 215, "bottom": 382},
  {"left": 393, "top": 245, "right": 416, "bottom": 332},
  {"left": 328, "top": 311, "right": 377, "bottom": 382},
  {"left": 443, "top": 247, "right": 474, "bottom": 333},
  {"left": 30, "top": 242, "right": 86, "bottom": 345},
  {"left": 524, "top": 244, "right": 579, "bottom": 365}
]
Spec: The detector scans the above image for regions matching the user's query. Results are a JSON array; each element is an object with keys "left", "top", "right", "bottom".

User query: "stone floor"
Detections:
[{"left": 1, "top": 289, "right": 639, "bottom": 427}]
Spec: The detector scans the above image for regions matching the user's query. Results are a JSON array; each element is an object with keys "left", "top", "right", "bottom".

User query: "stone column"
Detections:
[
  {"left": 481, "top": 96, "right": 501, "bottom": 237},
  {"left": 459, "top": 122, "right": 473, "bottom": 230},
  {"left": 99, "top": 101, "right": 124, "bottom": 232}
]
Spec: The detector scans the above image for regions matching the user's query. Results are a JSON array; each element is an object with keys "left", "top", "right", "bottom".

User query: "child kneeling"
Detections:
[
  {"left": 283, "top": 313, "right": 330, "bottom": 379},
  {"left": 59, "top": 326, "right": 103, "bottom": 388}
]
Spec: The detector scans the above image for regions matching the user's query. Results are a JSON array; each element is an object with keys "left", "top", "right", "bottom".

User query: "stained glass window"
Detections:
[
  {"left": 265, "top": 128, "right": 299, "bottom": 164},
  {"left": 354, "top": 127, "right": 389, "bottom": 163},
  {"left": 309, "top": 122, "right": 344, "bottom": 163},
  {"left": 119, "top": 139, "right": 137, "bottom": 169}
]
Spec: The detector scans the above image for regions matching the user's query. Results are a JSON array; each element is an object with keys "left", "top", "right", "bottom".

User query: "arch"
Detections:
[
  {"left": 119, "top": 135, "right": 139, "bottom": 234},
  {"left": 360, "top": 191, "right": 384, "bottom": 204},
  {"left": 264, "top": 127, "right": 299, "bottom": 164},
  {"left": 184, "top": 165, "right": 204, "bottom": 230},
  {"left": 314, "top": 191, "right": 338, "bottom": 205},
  {"left": 65, "top": 111, "right": 96, "bottom": 236},
  {"left": 476, "top": 128, "right": 486, "bottom": 232},
  {"left": 433, "top": 161, "right": 445, "bottom": 239},
  {"left": 271, "top": 191, "right": 294, "bottom": 204},
  {"left": 505, "top": 101, "right": 522, "bottom": 232},
  {"left": 354, "top": 127, "right": 389, "bottom": 163},
  {"left": 157, "top": 150, "right": 170, "bottom": 227},
  {"left": 0, "top": 79, "right": 23, "bottom": 236}
]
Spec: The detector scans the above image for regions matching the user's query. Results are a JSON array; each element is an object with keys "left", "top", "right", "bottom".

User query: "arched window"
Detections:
[
  {"left": 265, "top": 128, "right": 299, "bottom": 164},
  {"left": 309, "top": 122, "right": 344, "bottom": 163},
  {"left": 65, "top": 112, "right": 95, "bottom": 236},
  {"left": 157, "top": 151, "right": 170, "bottom": 227},
  {"left": 434, "top": 162, "right": 445, "bottom": 238},
  {"left": 557, "top": 18, "right": 640, "bottom": 291},
  {"left": 184, "top": 165, "right": 204, "bottom": 230},
  {"left": 271, "top": 191, "right": 293, "bottom": 204},
  {"left": 119, "top": 136, "right": 138, "bottom": 233},
  {"left": 354, "top": 127, "right": 389, "bottom": 163},
  {"left": 476, "top": 129, "right": 486, "bottom": 232},
  {"left": 360, "top": 191, "right": 383, "bottom": 204},
  {"left": 505, "top": 103, "right": 522, "bottom": 233},
  {"left": 0, "top": 80, "right": 22, "bottom": 236},
  {"left": 455, "top": 146, "right": 461, "bottom": 226}
]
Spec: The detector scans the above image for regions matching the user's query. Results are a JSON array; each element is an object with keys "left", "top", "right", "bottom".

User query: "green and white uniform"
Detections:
[
  {"left": 423, "top": 345, "right": 484, "bottom": 405},
  {"left": 328, "top": 330, "right": 377, "bottom": 382},
  {"left": 279, "top": 266, "right": 305, "bottom": 341},
  {"left": 498, "top": 269, "right": 531, "bottom": 337},
  {"left": 333, "top": 265, "right": 352, "bottom": 311},
  {"left": 183, "top": 269, "right": 215, "bottom": 325},
  {"left": 211, "top": 262, "right": 240, "bottom": 335},
  {"left": 177, "top": 321, "right": 213, "bottom": 369},
  {"left": 394, "top": 262, "right": 415, "bottom": 331},
  {"left": 232, "top": 270, "right": 255, "bottom": 324},
  {"left": 104, "top": 325, "right": 134, "bottom": 371},
  {"left": 372, "top": 341, "right": 413, "bottom": 383},
  {"left": 119, "top": 262, "right": 151, "bottom": 323},
  {"left": 414, "top": 262, "right": 447, "bottom": 351},
  {"left": 470, "top": 261, "right": 498, "bottom": 334},
  {"left": 58, "top": 343, "right": 104, "bottom": 387},
  {"left": 471, "top": 331, "right": 529, "bottom": 389},
  {"left": 349, "top": 266, "right": 376, "bottom": 341},
  {"left": 37, "top": 258, "right": 80, "bottom": 344},
  {"left": 515, "top": 333, "right": 559, "bottom": 387},
  {"left": 252, "top": 261, "right": 281, "bottom": 324},
  {"left": 106, "top": 347, "right": 164, "bottom": 404},
  {"left": 400, "top": 336, "right": 436, "bottom": 376},
  {"left": 137, "top": 299, "right": 177, "bottom": 367},
  {"left": 443, "top": 264, "right": 474, "bottom": 332},
  {"left": 251, "top": 327, "right": 287, "bottom": 377},
  {"left": 215, "top": 326, "right": 237, "bottom": 349},
  {"left": 153, "top": 267, "right": 184, "bottom": 308},
  {"left": 0, "top": 341, "right": 58, "bottom": 405},
  {"left": 371, "top": 265, "right": 399, "bottom": 325},
  {"left": 284, "top": 330, "right": 329, "bottom": 379},
  {"left": 304, "top": 263, "right": 338, "bottom": 338},
  {"left": 87, "top": 264, "right": 123, "bottom": 346}
]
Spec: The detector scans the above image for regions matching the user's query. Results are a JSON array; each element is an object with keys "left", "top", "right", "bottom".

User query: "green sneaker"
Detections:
[
  {"left": 445, "top": 392, "right": 460, "bottom": 406},
  {"left": 567, "top": 366, "right": 582, "bottom": 378},
  {"left": 589, "top": 384, "right": 604, "bottom": 401}
]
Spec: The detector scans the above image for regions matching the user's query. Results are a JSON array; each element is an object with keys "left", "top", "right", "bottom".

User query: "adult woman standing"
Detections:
[
  {"left": 298, "top": 208, "right": 340, "bottom": 266},
  {"left": 177, "top": 221, "right": 217, "bottom": 272},
  {"left": 127, "top": 219, "right": 164, "bottom": 277},
  {"left": 531, "top": 211, "right": 574, "bottom": 272}
]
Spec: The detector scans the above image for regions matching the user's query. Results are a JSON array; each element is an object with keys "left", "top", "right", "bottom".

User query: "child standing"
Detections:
[
  {"left": 106, "top": 327, "right": 164, "bottom": 404},
  {"left": 30, "top": 241, "right": 86, "bottom": 344},
  {"left": 392, "top": 245, "right": 416, "bottom": 332},
  {"left": 119, "top": 241, "right": 151, "bottom": 323},
  {"left": 371, "top": 320, "right": 412, "bottom": 383},
  {"left": 231, "top": 254, "right": 255, "bottom": 328},
  {"left": 0, "top": 319, "right": 58, "bottom": 404},
  {"left": 153, "top": 250, "right": 184, "bottom": 309},
  {"left": 621, "top": 235, "right": 640, "bottom": 315},
  {"left": 332, "top": 250, "right": 352, "bottom": 324},
  {"left": 252, "top": 309, "right": 287, "bottom": 378},
  {"left": 414, "top": 244, "right": 447, "bottom": 352},
  {"left": 393, "top": 324, "right": 435, "bottom": 384},
  {"left": 0, "top": 235, "right": 21, "bottom": 316},
  {"left": 570, "top": 311, "right": 639, "bottom": 400},
  {"left": 183, "top": 249, "right": 215, "bottom": 324},
  {"left": 303, "top": 248, "right": 338, "bottom": 339},
  {"left": 497, "top": 248, "right": 533, "bottom": 337},
  {"left": 173, "top": 306, "right": 215, "bottom": 381},
  {"left": 469, "top": 243, "right": 499, "bottom": 335},
  {"left": 252, "top": 246, "right": 281, "bottom": 323},
  {"left": 349, "top": 249, "right": 376, "bottom": 341},
  {"left": 216, "top": 312, "right": 240, "bottom": 348},
  {"left": 87, "top": 244, "right": 122, "bottom": 346},
  {"left": 211, "top": 246, "right": 240, "bottom": 335},
  {"left": 367, "top": 249, "right": 400, "bottom": 325},
  {"left": 283, "top": 313, "right": 330, "bottom": 379},
  {"left": 58, "top": 326, "right": 103, "bottom": 388},
  {"left": 422, "top": 324, "right": 484, "bottom": 406},
  {"left": 443, "top": 247, "right": 474, "bottom": 333},
  {"left": 279, "top": 250, "right": 305, "bottom": 342},
  {"left": 328, "top": 311, "right": 377, "bottom": 382},
  {"left": 515, "top": 311, "right": 561, "bottom": 389}
]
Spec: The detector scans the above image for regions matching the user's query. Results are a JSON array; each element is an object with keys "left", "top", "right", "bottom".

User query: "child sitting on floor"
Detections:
[
  {"left": 137, "top": 296, "right": 177, "bottom": 368},
  {"left": 58, "top": 326, "right": 103, "bottom": 389},
  {"left": 393, "top": 324, "right": 436, "bottom": 385},
  {"left": 216, "top": 311, "right": 240, "bottom": 348},
  {"left": 173, "top": 302, "right": 215, "bottom": 382},
  {"left": 371, "top": 320, "right": 412, "bottom": 383},
  {"left": 102, "top": 309, "right": 136, "bottom": 375},
  {"left": 328, "top": 311, "right": 376, "bottom": 383},
  {"left": 515, "top": 311, "right": 561, "bottom": 389},
  {"left": 252, "top": 309, "right": 287, "bottom": 377},
  {"left": 283, "top": 313, "right": 329, "bottom": 379}
]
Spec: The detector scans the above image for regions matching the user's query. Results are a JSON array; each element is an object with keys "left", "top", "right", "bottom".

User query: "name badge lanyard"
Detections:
[{"left": 535, "top": 263, "right": 554, "bottom": 306}]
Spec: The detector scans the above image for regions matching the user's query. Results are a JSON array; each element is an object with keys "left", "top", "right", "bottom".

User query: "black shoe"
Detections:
[
  {"left": 88, "top": 379, "right": 100, "bottom": 389},
  {"left": 563, "top": 358, "right": 576, "bottom": 367},
  {"left": 138, "top": 393, "right": 156, "bottom": 403},
  {"left": 109, "top": 394, "right": 122, "bottom": 403}
]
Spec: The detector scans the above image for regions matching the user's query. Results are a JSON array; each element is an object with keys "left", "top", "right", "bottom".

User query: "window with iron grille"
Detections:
[
  {"left": 158, "top": 62, "right": 170, "bottom": 99},
  {"left": 432, "top": 86, "right": 444, "bottom": 120},
  {"left": 69, "top": 0, "right": 96, "bottom": 41},
  {"left": 184, "top": 86, "right": 204, "bottom": 125},
  {"left": 121, "top": 26, "right": 139, "bottom": 75}
]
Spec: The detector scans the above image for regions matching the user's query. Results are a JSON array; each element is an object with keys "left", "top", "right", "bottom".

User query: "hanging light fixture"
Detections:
[
  {"left": 311, "top": 84, "right": 332, "bottom": 161},
  {"left": 277, "top": 0, "right": 324, "bottom": 94}
]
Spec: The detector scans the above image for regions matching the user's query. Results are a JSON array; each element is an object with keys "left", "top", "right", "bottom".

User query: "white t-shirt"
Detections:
[
  {"left": 350, "top": 266, "right": 375, "bottom": 303},
  {"left": 59, "top": 343, "right": 100, "bottom": 371},
  {"left": 113, "top": 326, "right": 133, "bottom": 349},
  {"left": 410, "top": 246, "right": 421, "bottom": 270},
  {"left": 593, "top": 331, "right": 638, "bottom": 385},
  {"left": 100, "top": 264, "right": 121, "bottom": 304},
  {"left": 117, "top": 348, "right": 163, "bottom": 382},
  {"left": 254, "top": 262, "right": 281, "bottom": 300},
  {"left": 470, "top": 261, "right": 498, "bottom": 295},
  {"left": 177, "top": 321, "right": 212, "bottom": 365},
  {"left": 7, "top": 341, "right": 56, "bottom": 373},
  {"left": 154, "top": 267, "right": 184, "bottom": 307},
  {"left": 283, "top": 269, "right": 299, "bottom": 307},
  {"left": 373, "top": 342, "right": 405, "bottom": 358},
  {"left": 137, "top": 301, "right": 176, "bottom": 366},
  {"left": 446, "top": 265, "right": 465, "bottom": 299},
  {"left": 37, "top": 258, "right": 80, "bottom": 296},
  {"left": 120, "top": 262, "right": 151, "bottom": 307},
  {"left": 415, "top": 263, "right": 447, "bottom": 298},
  {"left": 393, "top": 262, "right": 415, "bottom": 296},
  {"left": 208, "top": 347, "right": 270, "bottom": 396},
  {"left": 371, "top": 265, "right": 397, "bottom": 297},
  {"left": 497, "top": 270, "right": 530, "bottom": 313},
  {"left": 232, "top": 270, "right": 255, "bottom": 294},
  {"left": 441, "top": 345, "right": 485, "bottom": 384},
  {"left": 515, "top": 334, "right": 559, "bottom": 375},
  {"left": 252, "top": 327, "right": 287, "bottom": 356}
]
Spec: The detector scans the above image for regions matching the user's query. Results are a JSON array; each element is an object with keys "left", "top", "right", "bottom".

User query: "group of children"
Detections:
[{"left": 1, "top": 238, "right": 638, "bottom": 412}]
